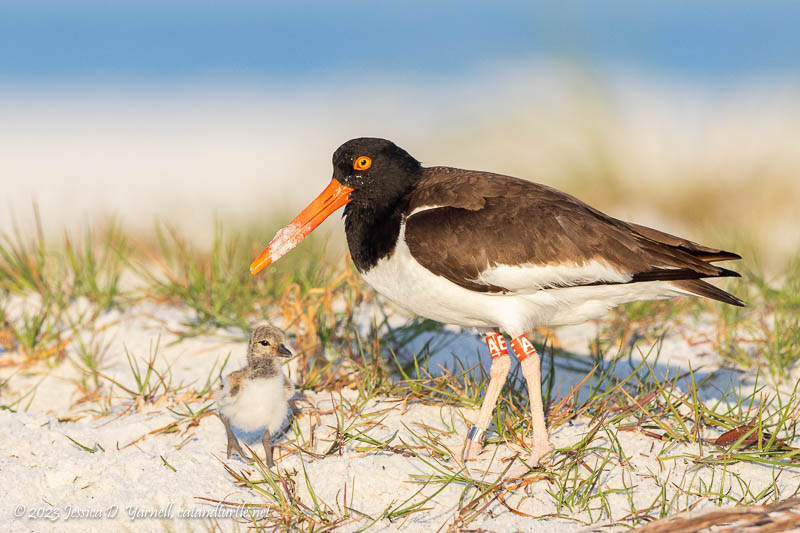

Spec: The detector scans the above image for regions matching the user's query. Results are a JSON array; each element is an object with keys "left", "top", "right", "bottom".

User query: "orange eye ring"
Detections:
[{"left": 353, "top": 156, "right": 372, "bottom": 171}]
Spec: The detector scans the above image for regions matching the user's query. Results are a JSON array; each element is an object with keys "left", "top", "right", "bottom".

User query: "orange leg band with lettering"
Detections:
[
  {"left": 510, "top": 334, "right": 538, "bottom": 362},
  {"left": 485, "top": 333, "right": 509, "bottom": 359}
]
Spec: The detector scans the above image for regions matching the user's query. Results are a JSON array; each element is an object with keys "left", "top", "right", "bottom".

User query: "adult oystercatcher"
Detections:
[{"left": 250, "top": 137, "right": 743, "bottom": 465}]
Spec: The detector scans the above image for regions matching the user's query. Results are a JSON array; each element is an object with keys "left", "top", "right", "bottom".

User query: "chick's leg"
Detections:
[
  {"left": 262, "top": 429, "right": 274, "bottom": 468},
  {"left": 220, "top": 414, "right": 249, "bottom": 460}
]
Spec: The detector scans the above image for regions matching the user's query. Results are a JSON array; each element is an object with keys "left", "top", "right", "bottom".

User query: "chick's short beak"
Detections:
[{"left": 277, "top": 344, "right": 293, "bottom": 358}]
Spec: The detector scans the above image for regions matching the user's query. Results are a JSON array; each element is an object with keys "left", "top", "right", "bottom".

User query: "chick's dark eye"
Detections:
[{"left": 259, "top": 340, "right": 270, "bottom": 346}]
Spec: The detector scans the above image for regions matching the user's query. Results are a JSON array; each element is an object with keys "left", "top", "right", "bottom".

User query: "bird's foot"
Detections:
[
  {"left": 289, "top": 397, "right": 305, "bottom": 417},
  {"left": 525, "top": 438, "right": 554, "bottom": 468},
  {"left": 499, "top": 439, "right": 554, "bottom": 479},
  {"left": 221, "top": 414, "right": 251, "bottom": 461},
  {"left": 461, "top": 426, "right": 486, "bottom": 462},
  {"left": 227, "top": 446, "right": 253, "bottom": 463},
  {"left": 227, "top": 440, "right": 251, "bottom": 462}
]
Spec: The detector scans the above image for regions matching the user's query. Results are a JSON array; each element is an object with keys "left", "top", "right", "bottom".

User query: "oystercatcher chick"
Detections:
[
  {"left": 249, "top": 137, "right": 743, "bottom": 466},
  {"left": 217, "top": 325, "right": 294, "bottom": 467}
]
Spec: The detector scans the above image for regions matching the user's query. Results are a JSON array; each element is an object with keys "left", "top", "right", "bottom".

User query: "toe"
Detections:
[
  {"left": 461, "top": 439, "right": 483, "bottom": 462},
  {"left": 529, "top": 440, "right": 554, "bottom": 466}
]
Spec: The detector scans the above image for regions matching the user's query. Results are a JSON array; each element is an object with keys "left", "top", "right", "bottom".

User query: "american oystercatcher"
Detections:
[
  {"left": 250, "top": 137, "right": 743, "bottom": 465},
  {"left": 217, "top": 325, "right": 295, "bottom": 466}
]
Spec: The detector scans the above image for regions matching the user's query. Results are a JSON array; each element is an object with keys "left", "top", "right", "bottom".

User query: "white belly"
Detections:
[
  {"left": 361, "top": 223, "right": 682, "bottom": 337},
  {"left": 217, "top": 375, "right": 289, "bottom": 433}
]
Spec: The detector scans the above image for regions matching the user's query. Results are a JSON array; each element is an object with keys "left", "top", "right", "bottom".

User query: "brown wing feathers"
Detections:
[
  {"left": 405, "top": 168, "right": 743, "bottom": 305},
  {"left": 671, "top": 279, "right": 744, "bottom": 307},
  {"left": 625, "top": 222, "right": 742, "bottom": 263}
]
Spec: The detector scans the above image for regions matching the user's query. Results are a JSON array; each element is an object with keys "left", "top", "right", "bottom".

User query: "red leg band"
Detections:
[
  {"left": 510, "top": 334, "right": 537, "bottom": 362},
  {"left": 485, "top": 333, "right": 509, "bottom": 359}
]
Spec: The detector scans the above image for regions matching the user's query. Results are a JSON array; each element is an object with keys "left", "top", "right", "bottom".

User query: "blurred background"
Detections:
[{"left": 1, "top": 0, "right": 798, "bottom": 267}]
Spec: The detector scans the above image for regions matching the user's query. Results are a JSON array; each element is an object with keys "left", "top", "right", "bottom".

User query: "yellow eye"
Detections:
[{"left": 353, "top": 156, "right": 372, "bottom": 171}]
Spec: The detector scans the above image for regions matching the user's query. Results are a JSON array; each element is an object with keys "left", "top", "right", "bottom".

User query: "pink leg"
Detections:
[
  {"left": 511, "top": 334, "right": 553, "bottom": 465},
  {"left": 463, "top": 333, "right": 511, "bottom": 461}
]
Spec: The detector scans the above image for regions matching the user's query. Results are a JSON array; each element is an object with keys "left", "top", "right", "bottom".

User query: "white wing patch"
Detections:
[
  {"left": 407, "top": 205, "right": 446, "bottom": 217},
  {"left": 474, "top": 260, "right": 632, "bottom": 293}
]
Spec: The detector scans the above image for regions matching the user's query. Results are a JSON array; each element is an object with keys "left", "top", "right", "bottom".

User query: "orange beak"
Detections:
[{"left": 250, "top": 179, "right": 355, "bottom": 275}]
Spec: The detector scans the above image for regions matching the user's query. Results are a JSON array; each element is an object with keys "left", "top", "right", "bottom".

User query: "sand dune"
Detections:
[{"left": 2, "top": 70, "right": 798, "bottom": 262}]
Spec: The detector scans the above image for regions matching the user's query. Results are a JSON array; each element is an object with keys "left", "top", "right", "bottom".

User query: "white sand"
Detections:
[{"left": 1, "top": 296, "right": 796, "bottom": 532}]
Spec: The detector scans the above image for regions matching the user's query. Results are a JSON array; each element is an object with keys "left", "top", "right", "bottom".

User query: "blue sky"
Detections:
[{"left": 1, "top": 1, "right": 798, "bottom": 84}]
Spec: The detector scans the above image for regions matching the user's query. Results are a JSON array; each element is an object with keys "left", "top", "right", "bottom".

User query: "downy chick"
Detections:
[{"left": 217, "top": 325, "right": 294, "bottom": 466}]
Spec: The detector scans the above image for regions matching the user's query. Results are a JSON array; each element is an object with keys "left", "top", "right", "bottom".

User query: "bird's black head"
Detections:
[
  {"left": 332, "top": 138, "right": 422, "bottom": 212},
  {"left": 249, "top": 137, "right": 422, "bottom": 275}
]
